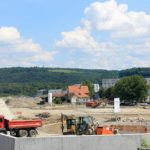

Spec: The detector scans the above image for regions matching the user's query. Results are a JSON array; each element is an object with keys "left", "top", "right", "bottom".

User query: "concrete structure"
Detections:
[
  {"left": 0, "top": 134, "right": 15, "bottom": 150},
  {"left": 102, "top": 78, "right": 119, "bottom": 89},
  {"left": 48, "top": 92, "right": 52, "bottom": 105},
  {"left": 145, "top": 78, "right": 150, "bottom": 86},
  {"left": 147, "top": 89, "right": 150, "bottom": 102},
  {"left": 94, "top": 84, "right": 100, "bottom": 93},
  {"left": 145, "top": 78, "right": 150, "bottom": 102},
  {"left": 1, "top": 133, "right": 150, "bottom": 150},
  {"left": 102, "top": 78, "right": 150, "bottom": 89},
  {"left": 36, "top": 89, "right": 48, "bottom": 97},
  {"left": 114, "top": 98, "right": 120, "bottom": 113}
]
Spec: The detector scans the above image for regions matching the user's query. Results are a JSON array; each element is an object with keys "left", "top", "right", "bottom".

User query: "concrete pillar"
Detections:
[{"left": 48, "top": 92, "right": 53, "bottom": 106}]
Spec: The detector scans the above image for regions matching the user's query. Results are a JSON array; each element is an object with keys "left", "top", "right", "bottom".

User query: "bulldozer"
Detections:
[{"left": 61, "top": 114, "right": 96, "bottom": 135}]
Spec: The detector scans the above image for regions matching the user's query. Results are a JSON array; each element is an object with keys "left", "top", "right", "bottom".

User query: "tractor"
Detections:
[{"left": 61, "top": 114, "right": 96, "bottom": 135}]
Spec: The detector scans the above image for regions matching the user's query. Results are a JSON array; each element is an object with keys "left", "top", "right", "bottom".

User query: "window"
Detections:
[{"left": 0, "top": 118, "right": 3, "bottom": 122}]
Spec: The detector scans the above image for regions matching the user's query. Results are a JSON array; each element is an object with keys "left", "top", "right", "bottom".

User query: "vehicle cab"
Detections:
[
  {"left": 0, "top": 115, "right": 6, "bottom": 134},
  {"left": 0, "top": 115, "right": 5, "bottom": 129}
]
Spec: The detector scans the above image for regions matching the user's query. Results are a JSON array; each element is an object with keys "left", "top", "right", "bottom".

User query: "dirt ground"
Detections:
[{"left": 3, "top": 96, "right": 150, "bottom": 136}]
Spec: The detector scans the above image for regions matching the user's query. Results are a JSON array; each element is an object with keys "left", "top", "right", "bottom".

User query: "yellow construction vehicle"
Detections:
[{"left": 61, "top": 114, "right": 96, "bottom": 135}]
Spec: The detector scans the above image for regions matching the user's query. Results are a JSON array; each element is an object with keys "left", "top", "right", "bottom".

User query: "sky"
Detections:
[{"left": 0, "top": 0, "right": 150, "bottom": 70}]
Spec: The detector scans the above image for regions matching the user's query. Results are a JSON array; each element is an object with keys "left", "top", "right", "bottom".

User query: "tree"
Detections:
[
  {"left": 99, "top": 88, "right": 105, "bottom": 98},
  {"left": 82, "top": 80, "right": 94, "bottom": 98},
  {"left": 113, "top": 75, "right": 148, "bottom": 104},
  {"left": 104, "top": 87, "right": 114, "bottom": 100},
  {"left": 99, "top": 87, "right": 114, "bottom": 100}
]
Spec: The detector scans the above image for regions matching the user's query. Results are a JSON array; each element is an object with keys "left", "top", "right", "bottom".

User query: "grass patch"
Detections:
[{"left": 48, "top": 69, "right": 83, "bottom": 74}]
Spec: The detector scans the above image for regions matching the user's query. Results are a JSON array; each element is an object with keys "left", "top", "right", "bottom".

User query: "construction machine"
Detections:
[
  {"left": 86, "top": 99, "right": 108, "bottom": 108},
  {"left": 61, "top": 114, "right": 148, "bottom": 136},
  {"left": 96, "top": 126, "right": 118, "bottom": 135},
  {"left": 61, "top": 114, "right": 96, "bottom": 135},
  {"left": 0, "top": 115, "right": 42, "bottom": 137}
]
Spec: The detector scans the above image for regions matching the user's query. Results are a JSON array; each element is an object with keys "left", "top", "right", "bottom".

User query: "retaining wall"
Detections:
[
  {"left": 0, "top": 134, "right": 15, "bottom": 150},
  {"left": 1, "top": 134, "right": 150, "bottom": 150}
]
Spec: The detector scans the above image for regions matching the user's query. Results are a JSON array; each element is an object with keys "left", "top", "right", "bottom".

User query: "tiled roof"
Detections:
[{"left": 68, "top": 85, "right": 89, "bottom": 98}]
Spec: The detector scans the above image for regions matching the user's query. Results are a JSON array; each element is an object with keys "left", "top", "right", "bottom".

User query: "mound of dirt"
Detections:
[
  {"left": 0, "top": 98, "right": 14, "bottom": 120},
  {"left": 4, "top": 96, "right": 41, "bottom": 108},
  {"left": 39, "top": 123, "right": 62, "bottom": 134}
]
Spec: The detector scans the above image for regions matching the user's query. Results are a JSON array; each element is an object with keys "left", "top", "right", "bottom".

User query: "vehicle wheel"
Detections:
[
  {"left": 10, "top": 131, "right": 17, "bottom": 137},
  {"left": 76, "top": 130, "right": 82, "bottom": 135},
  {"left": 85, "top": 128, "right": 93, "bottom": 135},
  {"left": 18, "top": 130, "right": 28, "bottom": 137},
  {"left": 28, "top": 129, "right": 37, "bottom": 137}
]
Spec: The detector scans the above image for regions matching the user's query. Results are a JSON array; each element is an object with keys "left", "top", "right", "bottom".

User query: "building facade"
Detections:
[
  {"left": 68, "top": 85, "right": 90, "bottom": 104},
  {"left": 102, "top": 79, "right": 119, "bottom": 89},
  {"left": 102, "top": 78, "right": 150, "bottom": 102}
]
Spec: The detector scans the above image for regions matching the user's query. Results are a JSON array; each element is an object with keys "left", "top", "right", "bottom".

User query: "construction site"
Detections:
[
  {"left": 0, "top": 96, "right": 150, "bottom": 150},
  {"left": 0, "top": 96, "right": 150, "bottom": 136}
]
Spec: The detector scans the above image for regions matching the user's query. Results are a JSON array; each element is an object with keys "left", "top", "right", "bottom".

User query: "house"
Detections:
[
  {"left": 48, "top": 89, "right": 66, "bottom": 98},
  {"left": 68, "top": 85, "right": 90, "bottom": 104},
  {"left": 37, "top": 89, "right": 66, "bottom": 103}
]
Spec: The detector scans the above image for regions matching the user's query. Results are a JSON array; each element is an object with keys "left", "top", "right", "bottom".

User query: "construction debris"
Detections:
[
  {"left": 35, "top": 112, "right": 50, "bottom": 119},
  {"left": 110, "top": 125, "right": 147, "bottom": 133}
]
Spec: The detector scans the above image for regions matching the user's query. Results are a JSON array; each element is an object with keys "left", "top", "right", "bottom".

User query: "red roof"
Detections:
[{"left": 68, "top": 85, "right": 89, "bottom": 98}]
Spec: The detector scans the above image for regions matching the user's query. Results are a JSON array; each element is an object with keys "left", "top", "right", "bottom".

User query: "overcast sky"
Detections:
[{"left": 0, "top": 0, "right": 150, "bottom": 70}]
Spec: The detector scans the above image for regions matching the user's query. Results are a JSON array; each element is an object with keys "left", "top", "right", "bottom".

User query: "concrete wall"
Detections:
[
  {"left": 0, "top": 134, "right": 15, "bottom": 150},
  {"left": 1, "top": 134, "right": 150, "bottom": 150},
  {"left": 14, "top": 134, "right": 150, "bottom": 150}
]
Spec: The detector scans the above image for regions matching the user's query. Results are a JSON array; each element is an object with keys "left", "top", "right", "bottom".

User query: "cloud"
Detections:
[
  {"left": 83, "top": 0, "right": 150, "bottom": 38},
  {"left": 0, "top": 27, "right": 20, "bottom": 41},
  {"left": 56, "top": 27, "right": 100, "bottom": 54},
  {"left": 0, "top": 27, "right": 54, "bottom": 67},
  {"left": 56, "top": 0, "right": 150, "bottom": 69}
]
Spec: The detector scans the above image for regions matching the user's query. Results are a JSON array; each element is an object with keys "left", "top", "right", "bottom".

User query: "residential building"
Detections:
[
  {"left": 102, "top": 79, "right": 119, "bottom": 89},
  {"left": 102, "top": 78, "right": 150, "bottom": 102},
  {"left": 37, "top": 89, "right": 66, "bottom": 103},
  {"left": 68, "top": 85, "right": 90, "bottom": 104},
  {"left": 48, "top": 89, "right": 66, "bottom": 98},
  {"left": 102, "top": 78, "right": 150, "bottom": 89}
]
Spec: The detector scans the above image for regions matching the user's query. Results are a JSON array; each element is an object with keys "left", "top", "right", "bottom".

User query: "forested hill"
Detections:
[
  {"left": 119, "top": 68, "right": 150, "bottom": 77},
  {"left": 0, "top": 67, "right": 149, "bottom": 96},
  {"left": 0, "top": 67, "right": 119, "bottom": 84}
]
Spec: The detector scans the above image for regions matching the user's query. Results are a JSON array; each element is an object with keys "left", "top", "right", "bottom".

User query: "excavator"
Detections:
[
  {"left": 61, "top": 114, "right": 96, "bottom": 135},
  {"left": 86, "top": 99, "right": 108, "bottom": 108}
]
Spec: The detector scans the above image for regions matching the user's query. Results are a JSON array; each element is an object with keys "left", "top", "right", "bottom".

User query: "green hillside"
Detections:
[
  {"left": 119, "top": 68, "right": 150, "bottom": 77},
  {"left": 0, "top": 67, "right": 119, "bottom": 84},
  {"left": 0, "top": 67, "right": 149, "bottom": 96}
]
